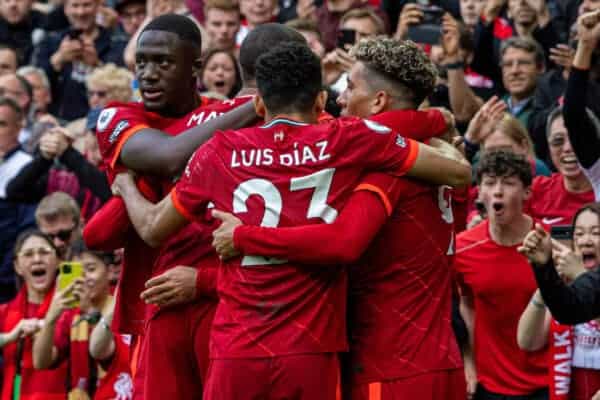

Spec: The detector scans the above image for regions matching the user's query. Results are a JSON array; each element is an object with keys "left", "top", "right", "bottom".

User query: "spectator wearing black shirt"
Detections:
[
  {"left": 33, "top": 0, "right": 127, "bottom": 121},
  {"left": 0, "top": 0, "right": 47, "bottom": 66}
]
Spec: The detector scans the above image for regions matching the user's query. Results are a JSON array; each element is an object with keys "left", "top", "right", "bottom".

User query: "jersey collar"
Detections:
[{"left": 260, "top": 118, "right": 309, "bottom": 129}]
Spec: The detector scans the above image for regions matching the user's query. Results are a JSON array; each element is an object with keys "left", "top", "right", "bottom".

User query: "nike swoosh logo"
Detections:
[{"left": 542, "top": 217, "right": 564, "bottom": 225}]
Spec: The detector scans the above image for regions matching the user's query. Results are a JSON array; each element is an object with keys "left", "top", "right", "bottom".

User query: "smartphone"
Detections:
[
  {"left": 336, "top": 28, "right": 356, "bottom": 50},
  {"left": 551, "top": 225, "right": 573, "bottom": 241},
  {"left": 58, "top": 261, "right": 83, "bottom": 307},
  {"left": 67, "top": 28, "right": 83, "bottom": 40}
]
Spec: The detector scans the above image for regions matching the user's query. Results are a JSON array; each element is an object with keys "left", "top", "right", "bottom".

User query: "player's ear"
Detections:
[
  {"left": 314, "top": 90, "right": 328, "bottom": 115},
  {"left": 254, "top": 95, "right": 266, "bottom": 118},
  {"left": 191, "top": 57, "right": 202, "bottom": 79},
  {"left": 370, "top": 90, "right": 389, "bottom": 115}
]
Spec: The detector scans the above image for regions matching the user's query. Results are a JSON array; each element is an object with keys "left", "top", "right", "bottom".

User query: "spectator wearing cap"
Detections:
[
  {"left": 0, "top": 0, "right": 47, "bottom": 66},
  {"left": 5, "top": 108, "right": 111, "bottom": 223},
  {"left": 32, "top": 0, "right": 128, "bottom": 121},
  {"left": 115, "top": 0, "right": 146, "bottom": 37},
  {"left": 204, "top": 0, "right": 241, "bottom": 53},
  {"left": 0, "top": 97, "right": 36, "bottom": 302}
]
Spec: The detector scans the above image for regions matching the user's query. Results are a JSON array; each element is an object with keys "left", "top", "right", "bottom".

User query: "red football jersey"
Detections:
[
  {"left": 172, "top": 116, "right": 419, "bottom": 358},
  {"left": 348, "top": 173, "right": 463, "bottom": 384},
  {"left": 93, "top": 96, "right": 252, "bottom": 333},
  {"left": 524, "top": 173, "right": 594, "bottom": 227},
  {"left": 454, "top": 220, "right": 548, "bottom": 395}
]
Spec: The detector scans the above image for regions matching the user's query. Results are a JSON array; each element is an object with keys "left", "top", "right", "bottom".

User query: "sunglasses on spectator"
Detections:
[
  {"left": 46, "top": 227, "right": 76, "bottom": 242},
  {"left": 88, "top": 90, "right": 108, "bottom": 98},
  {"left": 18, "top": 247, "right": 56, "bottom": 259}
]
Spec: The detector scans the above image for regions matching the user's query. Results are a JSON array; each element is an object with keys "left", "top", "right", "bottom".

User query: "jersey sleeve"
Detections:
[
  {"left": 96, "top": 104, "right": 151, "bottom": 177},
  {"left": 353, "top": 172, "right": 409, "bottom": 216},
  {"left": 347, "top": 118, "right": 420, "bottom": 177},
  {"left": 234, "top": 190, "right": 388, "bottom": 264},
  {"left": 170, "top": 141, "right": 215, "bottom": 221},
  {"left": 369, "top": 109, "right": 447, "bottom": 141}
]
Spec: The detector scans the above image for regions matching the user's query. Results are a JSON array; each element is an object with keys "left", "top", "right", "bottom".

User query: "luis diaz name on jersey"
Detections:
[{"left": 231, "top": 140, "right": 331, "bottom": 169}]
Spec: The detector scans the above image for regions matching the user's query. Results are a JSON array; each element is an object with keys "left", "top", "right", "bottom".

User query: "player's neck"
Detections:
[
  {"left": 489, "top": 213, "right": 532, "bottom": 246},
  {"left": 386, "top": 99, "right": 416, "bottom": 112},
  {"left": 237, "top": 86, "right": 257, "bottom": 96},
  {"left": 265, "top": 111, "right": 318, "bottom": 125}
]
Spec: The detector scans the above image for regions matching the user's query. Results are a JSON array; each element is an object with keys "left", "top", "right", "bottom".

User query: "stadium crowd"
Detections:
[{"left": 0, "top": 0, "right": 600, "bottom": 398}]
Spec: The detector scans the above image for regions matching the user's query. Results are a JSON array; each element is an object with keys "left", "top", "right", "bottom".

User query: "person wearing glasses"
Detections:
[
  {"left": 34, "top": 192, "right": 81, "bottom": 261},
  {"left": 0, "top": 230, "right": 68, "bottom": 400}
]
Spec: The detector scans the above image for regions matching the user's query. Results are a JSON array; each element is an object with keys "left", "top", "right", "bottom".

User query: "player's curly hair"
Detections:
[
  {"left": 256, "top": 42, "right": 321, "bottom": 114},
  {"left": 476, "top": 150, "right": 532, "bottom": 187},
  {"left": 351, "top": 37, "right": 437, "bottom": 106}
]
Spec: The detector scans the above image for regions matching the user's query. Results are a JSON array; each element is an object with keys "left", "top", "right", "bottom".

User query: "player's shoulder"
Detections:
[
  {"left": 96, "top": 101, "right": 148, "bottom": 134},
  {"left": 205, "top": 95, "right": 253, "bottom": 112},
  {"left": 456, "top": 220, "right": 489, "bottom": 252}
]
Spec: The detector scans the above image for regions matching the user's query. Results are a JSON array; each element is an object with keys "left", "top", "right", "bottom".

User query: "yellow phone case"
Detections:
[{"left": 57, "top": 262, "right": 83, "bottom": 307}]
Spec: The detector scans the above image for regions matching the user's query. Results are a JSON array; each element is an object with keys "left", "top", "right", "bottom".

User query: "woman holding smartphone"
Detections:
[
  {"left": 32, "top": 244, "right": 131, "bottom": 400},
  {"left": 0, "top": 230, "right": 67, "bottom": 400},
  {"left": 518, "top": 203, "right": 600, "bottom": 400}
]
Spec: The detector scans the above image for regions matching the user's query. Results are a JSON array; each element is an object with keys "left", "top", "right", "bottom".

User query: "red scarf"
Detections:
[
  {"left": 549, "top": 319, "right": 573, "bottom": 400},
  {"left": 1, "top": 287, "right": 68, "bottom": 400}
]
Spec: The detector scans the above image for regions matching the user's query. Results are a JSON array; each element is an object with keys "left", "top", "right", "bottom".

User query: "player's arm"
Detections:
[
  {"left": 112, "top": 173, "right": 188, "bottom": 247},
  {"left": 213, "top": 189, "right": 388, "bottom": 264},
  {"left": 406, "top": 140, "right": 471, "bottom": 188},
  {"left": 83, "top": 178, "right": 161, "bottom": 250},
  {"left": 459, "top": 291, "right": 478, "bottom": 398},
  {"left": 119, "top": 101, "right": 258, "bottom": 177}
]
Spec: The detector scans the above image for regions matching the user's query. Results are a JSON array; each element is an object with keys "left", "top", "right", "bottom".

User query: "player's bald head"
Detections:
[{"left": 239, "top": 23, "right": 307, "bottom": 84}]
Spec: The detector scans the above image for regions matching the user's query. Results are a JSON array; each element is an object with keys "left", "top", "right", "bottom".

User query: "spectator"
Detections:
[
  {"left": 314, "top": 0, "right": 380, "bottom": 51},
  {"left": 471, "top": 0, "right": 560, "bottom": 81},
  {"left": 0, "top": 97, "right": 35, "bottom": 302},
  {"left": 285, "top": 18, "right": 325, "bottom": 58},
  {"left": 17, "top": 66, "right": 53, "bottom": 119},
  {"left": 0, "top": 230, "right": 68, "bottom": 400},
  {"left": 455, "top": 150, "right": 548, "bottom": 399},
  {"left": 0, "top": 73, "right": 34, "bottom": 145},
  {"left": 524, "top": 107, "right": 595, "bottom": 227},
  {"left": 518, "top": 203, "right": 600, "bottom": 400},
  {"left": 33, "top": 246, "right": 133, "bottom": 399},
  {"left": 115, "top": 0, "right": 146, "bottom": 37},
  {"left": 460, "top": 0, "right": 488, "bottom": 31},
  {"left": 33, "top": 0, "right": 128, "bottom": 121},
  {"left": 0, "top": 0, "right": 47, "bottom": 65},
  {"left": 236, "top": 0, "right": 278, "bottom": 45},
  {"left": 199, "top": 49, "right": 242, "bottom": 99},
  {"left": 5, "top": 119, "right": 111, "bottom": 221},
  {"left": 86, "top": 63, "right": 134, "bottom": 110},
  {"left": 563, "top": 9, "right": 600, "bottom": 201},
  {"left": 0, "top": 45, "right": 17, "bottom": 76},
  {"left": 34, "top": 191, "right": 82, "bottom": 260},
  {"left": 323, "top": 8, "right": 385, "bottom": 91},
  {"left": 499, "top": 37, "right": 544, "bottom": 130},
  {"left": 203, "top": 0, "right": 241, "bottom": 53}
]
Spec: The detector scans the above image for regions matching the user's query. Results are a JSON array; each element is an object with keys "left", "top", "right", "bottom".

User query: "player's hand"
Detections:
[
  {"left": 464, "top": 362, "right": 478, "bottom": 399},
  {"left": 111, "top": 172, "right": 136, "bottom": 196},
  {"left": 592, "top": 389, "right": 600, "bottom": 400},
  {"left": 211, "top": 210, "right": 242, "bottom": 260},
  {"left": 552, "top": 240, "right": 586, "bottom": 282},
  {"left": 395, "top": 3, "right": 423, "bottom": 40},
  {"left": 141, "top": 266, "right": 198, "bottom": 308},
  {"left": 518, "top": 223, "right": 552, "bottom": 265},
  {"left": 464, "top": 96, "right": 506, "bottom": 144}
]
